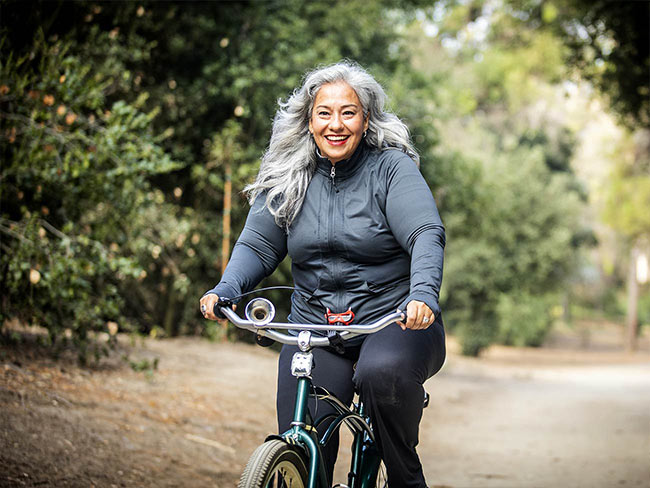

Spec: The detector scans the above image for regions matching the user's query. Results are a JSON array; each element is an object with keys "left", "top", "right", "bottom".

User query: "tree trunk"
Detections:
[
  {"left": 625, "top": 246, "right": 640, "bottom": 352},
  {"left": 220, "top": 159, "right": 232, "bottom": 340},
  {"left": 164, "top": 283, "right": 178, "bottom": 337},
  {"left": 221, "top": 159, "right": 232, "bottom": 276}
]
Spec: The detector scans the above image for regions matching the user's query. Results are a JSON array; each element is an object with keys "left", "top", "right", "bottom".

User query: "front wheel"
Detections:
[{"left": 238, "top": 439, "right": 309, "bottom": 488}]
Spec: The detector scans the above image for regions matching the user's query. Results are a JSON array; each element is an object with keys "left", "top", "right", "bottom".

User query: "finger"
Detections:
[
  {"left": 411, "top": 309, "right": 425, "bottom": 329},
  {"left": 200, "top": 294, "right": 219, "bottom": 320},
  {"left": 419, "top": 308, "right": 435, "bottom": 329},
  {"left": 416, "top": 306, "right": 434, "bottom": 329},
  {"left": 407, "top": 301, "right": 433, "bottom": 329},
  {"left": 405, "top": 301, "right": 419, "bottom": 330},
  {"left": 396, "top": 309, "right": 407, "bottom": 330},
  {"left": 421, "top": 312, "right": 434, "bottom": 329}
]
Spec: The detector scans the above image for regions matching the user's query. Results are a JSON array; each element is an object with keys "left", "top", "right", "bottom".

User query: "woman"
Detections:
[{"left": 200, "top": 61, "right": 446, "bottom": 488}]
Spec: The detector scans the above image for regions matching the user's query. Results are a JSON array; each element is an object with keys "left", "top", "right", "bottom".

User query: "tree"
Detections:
[
  {"left": 542, "top": 0, "right": 650, "bottom": 348},
  {"left": 409, "top": 1, "right": 590, "bottom": 354},
  {"left": 553, "top": 0, "right": 649, "bottom": 129},
  {"left": 1, "top": 0, "right": 440, "bottom": 348},
  {"left": 602, "top": 129, "right": 650, "bottom": 350}
]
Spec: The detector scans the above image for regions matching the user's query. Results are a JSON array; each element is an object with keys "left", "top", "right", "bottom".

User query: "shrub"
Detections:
[
  {"left": 0, "top": 31, "right": 178, "bottom": 362},
  {"left": 496, "top": 292, "right": 554, "bottom": 347}
]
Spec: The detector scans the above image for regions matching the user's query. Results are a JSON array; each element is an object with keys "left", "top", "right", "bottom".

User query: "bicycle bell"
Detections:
[{"left": 245, "top": 297, "right": 275, "bottom": 326}]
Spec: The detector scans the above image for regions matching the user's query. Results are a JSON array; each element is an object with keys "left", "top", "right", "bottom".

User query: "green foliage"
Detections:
[
  {"left": 414, "top": 3, "right": 590, "bottom": 354},
  {"left": 496, "top": 292, "right": 554, "bottom": 347},
  {"left": 602, "top": 131, "right": 650, "bottom": 241},
  {"left": 0, "top": 29, "right": 179, "bottom": 362},
  {"left": 2, "top": 0, "right": 627, "bottom": 361},
  {"left": 457, "top": 313, "right": 499, "bottom": 357},
  {"left": 440, "top": 148, "right": 583, "bottom": 354},
  {"left": 504, "top": 0, "right": 650, "bottom": 128}
]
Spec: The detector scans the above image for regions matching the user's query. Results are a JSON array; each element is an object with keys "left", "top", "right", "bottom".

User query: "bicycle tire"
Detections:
[{"left": 238, "top": 439, "right": 309, "bottom": 488}]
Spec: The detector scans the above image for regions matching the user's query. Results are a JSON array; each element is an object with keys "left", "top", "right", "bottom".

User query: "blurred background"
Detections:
[{"left": 1, "top": 0, "right": 649, "bottom": 362}]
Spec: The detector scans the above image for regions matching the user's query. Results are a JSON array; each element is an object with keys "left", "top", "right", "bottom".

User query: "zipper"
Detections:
[{"left": 327, "top": 164, "right": 343, "bottom": 311}]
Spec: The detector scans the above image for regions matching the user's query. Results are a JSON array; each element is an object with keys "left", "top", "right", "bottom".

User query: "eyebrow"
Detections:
[{"left": 314, "top": 103, "right": 360, "bottom": 110}]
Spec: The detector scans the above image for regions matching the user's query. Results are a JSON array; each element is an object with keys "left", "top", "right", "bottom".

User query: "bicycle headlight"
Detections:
[{"left": 245, "top": 298, "right": 275, "bottom": 326}]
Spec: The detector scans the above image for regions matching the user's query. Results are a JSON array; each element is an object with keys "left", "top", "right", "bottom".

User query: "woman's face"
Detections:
[{"left": 309, "top": 81, "right": 369, "bottom": 164}]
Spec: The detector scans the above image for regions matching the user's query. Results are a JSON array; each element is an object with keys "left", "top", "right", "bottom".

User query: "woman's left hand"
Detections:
[{"left": 397, "top": 300, "right": 435, "bottom": 330}]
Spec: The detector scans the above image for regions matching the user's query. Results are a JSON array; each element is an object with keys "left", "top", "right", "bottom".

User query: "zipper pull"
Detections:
[{"left": 330, "top": 166, "right": 339, "bottom": 192}]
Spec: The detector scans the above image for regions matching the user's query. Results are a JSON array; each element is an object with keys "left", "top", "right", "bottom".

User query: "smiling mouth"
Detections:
[{"left": 325, "top": 135, "right": 350, "bottom": 145}]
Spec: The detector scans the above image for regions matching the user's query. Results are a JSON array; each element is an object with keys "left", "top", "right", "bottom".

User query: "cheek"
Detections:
[
  {"left": 351, "top": 120, "right": 365, "bottom": 136},
  {"left": 310, "top": 118, "right": 326, "bottom": 134}
]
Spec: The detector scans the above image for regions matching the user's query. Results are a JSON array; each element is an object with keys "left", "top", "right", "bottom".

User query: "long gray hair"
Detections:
[{"left": 245, "top": 61, "right": 419, "bottom": 228}]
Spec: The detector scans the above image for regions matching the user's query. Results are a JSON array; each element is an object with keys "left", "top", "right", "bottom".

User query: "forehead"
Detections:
[{"left": 313, "top": 81, "right": 361, "bottom": 107}]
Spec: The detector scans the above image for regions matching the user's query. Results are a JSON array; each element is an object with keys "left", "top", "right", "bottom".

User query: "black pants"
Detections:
[{"left": 276, "top": 316, "right": 446, "bottom": 488}]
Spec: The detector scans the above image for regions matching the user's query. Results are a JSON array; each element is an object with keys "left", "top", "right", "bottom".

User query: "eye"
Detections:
[
  {"left": 318, "top": 110, "right": 330, "bottom": 117},
  {"left": 343, "top": 110, "right": 356, "bottom": 116}
]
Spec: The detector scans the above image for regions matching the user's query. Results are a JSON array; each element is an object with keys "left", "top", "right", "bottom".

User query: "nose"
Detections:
[{"left": 329, "top": 113, "right": 343, "bottom": 131}]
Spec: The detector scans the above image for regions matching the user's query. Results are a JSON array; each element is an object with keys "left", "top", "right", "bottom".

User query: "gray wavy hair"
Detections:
[{"left": 245, "top": 60, "right": 419, "bottom": 228}]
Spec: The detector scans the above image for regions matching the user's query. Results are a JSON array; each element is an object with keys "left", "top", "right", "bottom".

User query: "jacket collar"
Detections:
[{"left": 315, "top": 142, "right": 368, "bottom": 179}]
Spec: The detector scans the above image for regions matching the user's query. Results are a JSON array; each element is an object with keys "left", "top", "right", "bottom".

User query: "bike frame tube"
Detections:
[
  {"left": 358, "top": 441, "right": 381, "bottom": 488},
  {"left": 297, "top": 429, "right": 322, "bottom": 488},
  {"left": 349, "top": 429, "right": 363, "bottom": 488},
  {"left": 285, "top": 376, "right": 329, "bottom": 488},
  {"left": 292, "top": 377, "right": 310, "bottom": 425},
  {"left": 350, "top": 402, "right": 381, "bottom": 488},
  {"left": 281, "top": 378, "right": 381, "bottom": 488}
]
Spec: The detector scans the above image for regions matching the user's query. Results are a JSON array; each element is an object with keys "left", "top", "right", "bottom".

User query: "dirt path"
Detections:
[
  {"left": 1, "top": 325, "right": 649, "bottom": 488},
  {"left": 420, "top": 349, "right": 650, "bottom": 487}
]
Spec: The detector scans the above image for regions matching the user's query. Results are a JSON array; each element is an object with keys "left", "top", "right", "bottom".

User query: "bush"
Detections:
[
  {"left": 0, "top": 31, "right": 178, "bottom": 362},
  {"left": 454, "top": 313, "right": 499, "bottom": 357},
  {"left": 441, "top": 146, "right": 584, "bottom": 355},
  {"left": 496, "top": 292, "right": 554, "bottom": 347}
]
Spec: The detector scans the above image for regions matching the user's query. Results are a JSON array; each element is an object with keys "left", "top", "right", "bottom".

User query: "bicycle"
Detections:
[{"left": 215, "top": 295, "right": 417, "bottom": 488}]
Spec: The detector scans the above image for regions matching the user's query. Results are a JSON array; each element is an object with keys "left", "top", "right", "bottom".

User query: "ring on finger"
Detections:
[
  {"left": 422, "top": 316, "right": 430, "bottom": 324},
  {"left": 201, "top": 304, "right": 207, "bottom": 313}
]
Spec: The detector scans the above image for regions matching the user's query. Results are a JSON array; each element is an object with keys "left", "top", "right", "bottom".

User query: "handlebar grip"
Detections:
[{"left": 213, "top": 297, "right": 234, "bottom": 319}]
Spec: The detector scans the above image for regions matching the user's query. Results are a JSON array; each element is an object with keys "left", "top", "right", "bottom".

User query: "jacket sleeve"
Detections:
[
  {"left": 204, "top": 194, "right": 288, "bottom": 301},
  {"left": 384, "top": 153, "right": 446, "bottom": 317}
]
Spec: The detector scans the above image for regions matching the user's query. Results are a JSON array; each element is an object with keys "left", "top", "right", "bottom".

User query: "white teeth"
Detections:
[{"left": 326, "top": 135, "right": 348, "bottom": 141}]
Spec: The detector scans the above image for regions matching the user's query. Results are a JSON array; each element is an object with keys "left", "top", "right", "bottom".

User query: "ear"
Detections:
[
  {"left": 363, "top": 116, "right": 369, "bottom": 132},
  {"left": 308, "top": 118, "right": 313, "bottom": 134}
]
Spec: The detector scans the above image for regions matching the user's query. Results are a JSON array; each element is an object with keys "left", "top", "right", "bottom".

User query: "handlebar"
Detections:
[{"left": 215, "top": 301, "right": 405, "bottom": 349}]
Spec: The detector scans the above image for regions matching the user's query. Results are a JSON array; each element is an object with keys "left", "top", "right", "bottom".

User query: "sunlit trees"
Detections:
[
  {"left": 408, "top": 2, "right": 590, "bottom": 355},
  {"left": 1, "top": 0, "right": 434, "bottom": 353},
  {"left": 601, "top": 130, "right": 650, "bottom": 350},
  {"left": 2, "top": 0, "right": 645, "bottom": 358}
]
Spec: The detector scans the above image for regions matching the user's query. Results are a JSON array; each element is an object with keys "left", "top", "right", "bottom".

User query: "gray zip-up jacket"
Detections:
[{"left": 206, "top": 143, "right": 445, "bottom": 330}]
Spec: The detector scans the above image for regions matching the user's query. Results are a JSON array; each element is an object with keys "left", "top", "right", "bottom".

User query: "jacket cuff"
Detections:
[
  {"left": 202, "top": 282, "right": 239, "bottom": 301},
  {"left": 399, "top": 292, "right": 441, "bottom": 319}
]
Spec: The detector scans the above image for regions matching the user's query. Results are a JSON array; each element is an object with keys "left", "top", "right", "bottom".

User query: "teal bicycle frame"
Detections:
[
  {"left": 218, "top": 299, "right": 404, "bottom": 488},
  {"left": 280, "top": 374, "right": 382, "bottom": 488}
]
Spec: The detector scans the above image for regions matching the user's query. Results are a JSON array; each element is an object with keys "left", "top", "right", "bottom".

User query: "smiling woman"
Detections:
[
  {"left": 200, "top": 61, "right": 446, "bottom": 488},
  {"left": 309, "top": 81, "right": 369, "bottom": 164}
]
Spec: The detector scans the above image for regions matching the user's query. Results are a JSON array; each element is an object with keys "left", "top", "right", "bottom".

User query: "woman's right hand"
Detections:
[{"left": 199, "top": 293, "right": 221, "bottom": 321}]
